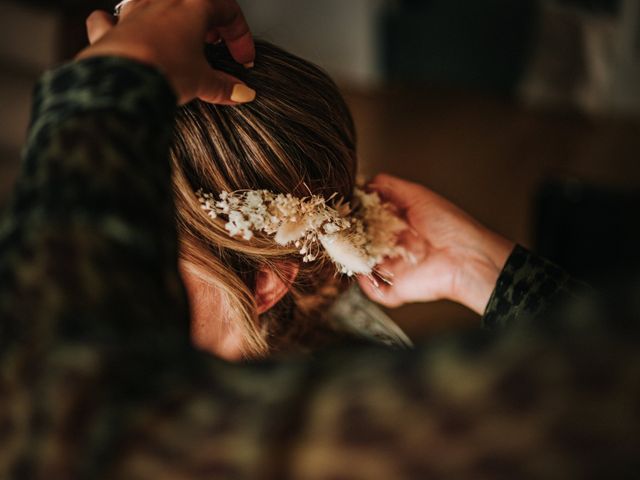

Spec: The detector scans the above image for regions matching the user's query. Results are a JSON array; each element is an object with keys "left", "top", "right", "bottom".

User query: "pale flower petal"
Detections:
[
  {"left": 196, "top": 186, "right": 405, "bottom": 277},
  {"left": 319, "top": 233, "right": 372, "bottom": 275},
  {"left": 275, "top": 220, "right": 308, "bottom": 245}
]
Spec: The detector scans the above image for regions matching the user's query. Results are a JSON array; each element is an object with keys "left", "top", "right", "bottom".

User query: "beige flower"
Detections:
[
  {"left": 319, "top": 233, "right": 372, "bottom": 276},
  {"left": 274, "top": 220, "right": 308, "bottom": 245},
  {"left": 195, "top": 186, "right": 407, "bottom": 277}
]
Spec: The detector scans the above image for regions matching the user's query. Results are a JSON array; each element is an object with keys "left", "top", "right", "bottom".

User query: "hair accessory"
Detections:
[
  {"left": 114, "top": 0, "right": 135, "bottom": 17},
  {"left": 196, "top": 187, "right": 409, "bottom": 278}
]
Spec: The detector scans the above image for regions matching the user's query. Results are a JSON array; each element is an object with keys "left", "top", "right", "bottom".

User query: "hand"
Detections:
[
  {"left": 358, "top": 174, "right": 515, "bottom": 315},
  {"left": 77, "top": 0, "right": 256, "bottom": 105}
]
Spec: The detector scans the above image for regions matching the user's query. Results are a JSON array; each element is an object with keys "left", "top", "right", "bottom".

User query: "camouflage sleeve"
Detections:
[
  {"left": 1, "top": 58, "right": 638, "bottom": 480},
  {"left": 0, "top": 56, "right": 190, "bottom": 350},
  {"left": 482, "top": 244, "right": 589, "bottom": 330}
]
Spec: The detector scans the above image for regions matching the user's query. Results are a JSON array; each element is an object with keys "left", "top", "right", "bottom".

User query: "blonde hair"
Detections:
[{"left": 170, "top": 41, "right": 357, "bottom": 357}]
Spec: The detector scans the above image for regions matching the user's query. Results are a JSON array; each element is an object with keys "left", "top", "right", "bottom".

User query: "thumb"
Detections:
[
  {"left": 86, "top": 10, "right": 116, "bottom": 45},
  {"left": 195, "top": 68, "right": 256, "bottom": 105}
]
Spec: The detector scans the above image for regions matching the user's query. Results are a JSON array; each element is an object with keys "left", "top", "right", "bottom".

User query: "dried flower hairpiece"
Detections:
[{"left": 196, "top": 187, "right": 408, "bottom": 279}]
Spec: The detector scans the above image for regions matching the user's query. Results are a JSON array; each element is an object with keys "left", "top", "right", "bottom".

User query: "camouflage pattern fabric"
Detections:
[{"left": 0, "top": 57, "right": 639, "bottom": 479}]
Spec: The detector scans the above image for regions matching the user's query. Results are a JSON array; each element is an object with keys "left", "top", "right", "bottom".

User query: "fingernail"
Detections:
[
  {"left": 243, "top": 61, "right": 254, "bottom": 69},
  {"left": 231, "top": 84, "right": 256, "bottom": 103}
]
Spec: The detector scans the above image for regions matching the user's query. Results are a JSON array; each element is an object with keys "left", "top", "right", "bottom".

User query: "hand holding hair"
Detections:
[
  {"left": 358, "top": 173, "right": 515, "bottom": 315},
  {"left": 78, "top": 0, "right": 256, "bottom": 105}
]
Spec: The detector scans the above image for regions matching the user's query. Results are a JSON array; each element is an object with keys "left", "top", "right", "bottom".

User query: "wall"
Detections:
[{"left": 238, "top": 0, "right": 387, "bottom": 86}]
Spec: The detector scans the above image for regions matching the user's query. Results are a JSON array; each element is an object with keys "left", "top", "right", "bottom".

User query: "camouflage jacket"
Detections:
[{"left": 0, "top": 57, "right": 638, "bottom": 479}]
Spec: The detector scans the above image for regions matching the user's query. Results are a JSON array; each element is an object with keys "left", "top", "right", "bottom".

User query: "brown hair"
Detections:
[{"left": 169, "top": 41, "right": 357, "bottom": 357}]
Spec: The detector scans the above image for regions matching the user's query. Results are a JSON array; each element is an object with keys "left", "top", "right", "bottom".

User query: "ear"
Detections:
[{"left": 255, "top": 263, "right": 299, "bottom": 315}]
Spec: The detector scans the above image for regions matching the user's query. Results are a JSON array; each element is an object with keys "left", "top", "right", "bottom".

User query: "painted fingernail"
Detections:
[
  {"left": 243, "top": 61, "right": 255, "bottom": 69},
  {"left": 231, "top": 84, "right": 256, "bottom": 103}
]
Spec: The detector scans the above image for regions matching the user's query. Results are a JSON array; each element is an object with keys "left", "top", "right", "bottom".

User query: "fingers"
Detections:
[
  {"left": 202, "top": 0, "right": 255, "bottom": 66},
  {"left": 81, "top": 0, "right": 257, "bottom": 105},
  {"left": 86, "top": 10, "right": 116, "bottom": 45},
  {"left": 358, "top": 254, "right": 409, "bottom": 308},
  {"left": 217, "top": 22, "right": 255, "bottom": 68},
  {"left": 357, "top": 275, "right": 403, "bottom": 308},
  {"left": 368, "top": 173, "right": 428, "bottom": 211},
  {"left": 195, "top": 68, "right": 255, "bottom": 105}
]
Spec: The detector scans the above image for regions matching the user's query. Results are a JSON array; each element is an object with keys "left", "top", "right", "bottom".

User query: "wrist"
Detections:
[
  {"left": 77, "top": 41, "right": 162, "bottom": 71},
  {"left": 482, "top": 230, "right": 515, "bottom": 275},
  {"left": 450, "top": 230, "right": 514, "bottom": 315}
]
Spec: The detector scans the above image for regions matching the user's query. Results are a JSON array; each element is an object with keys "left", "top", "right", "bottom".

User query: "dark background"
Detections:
[{"left": 1, "top": 0, "right": 638, "bottom": 338}]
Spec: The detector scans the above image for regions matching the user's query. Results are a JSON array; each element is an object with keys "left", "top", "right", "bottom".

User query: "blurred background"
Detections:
[{"left": 1, "top": 0, "right": 639, "bottom": 339}]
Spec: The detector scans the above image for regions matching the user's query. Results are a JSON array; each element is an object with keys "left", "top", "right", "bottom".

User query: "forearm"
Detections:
[
  {"left": 482, "top": 245, "right": 589, "bottom": 330},
  {"left": 0, "top": 57, "right": 188, "bottom": 347},
  {"left": 449, "top": 225, "right": 515, "bottom": 315}
]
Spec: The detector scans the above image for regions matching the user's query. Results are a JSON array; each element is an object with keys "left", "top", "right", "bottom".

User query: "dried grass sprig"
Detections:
[{"left": 196, "top": 187, "right": 407, "bottom": 277}]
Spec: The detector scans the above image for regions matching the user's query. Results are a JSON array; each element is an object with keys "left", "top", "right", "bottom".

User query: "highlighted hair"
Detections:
[{"left": 170, "top": 41, "right": 357, "bottom": 357}]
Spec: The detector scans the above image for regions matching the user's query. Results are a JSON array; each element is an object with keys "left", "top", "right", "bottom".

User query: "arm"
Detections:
[
  {"left": 0, "top": 57, "right": 188, "bottom": 348},
  {"left": 483, "top": 244, "right": 590, "bottom": 330},
  {"left": 358, "top": 175, "right": 592, "bottom": 332},
  {"left": 0, "top": 0, "right": 256, "bottom": 349}
]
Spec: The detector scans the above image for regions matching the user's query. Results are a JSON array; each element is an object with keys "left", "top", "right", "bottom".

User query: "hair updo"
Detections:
[{"left": 170, "top": 40, "right": 357, "bottom": 357}]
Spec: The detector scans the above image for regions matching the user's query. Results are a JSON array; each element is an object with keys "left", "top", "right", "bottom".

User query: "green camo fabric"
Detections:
[{"left": 0, "top": 57, "right": 638, "bottom": 479}]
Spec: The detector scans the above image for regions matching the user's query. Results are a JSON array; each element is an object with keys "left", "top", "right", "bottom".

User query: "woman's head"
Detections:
[{"left": 170, "top": 41, "right": 357, "bottom": 358}]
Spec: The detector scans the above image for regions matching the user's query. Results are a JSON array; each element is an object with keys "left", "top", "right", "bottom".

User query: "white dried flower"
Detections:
[
  {"left": 319, "top": 233, "right": 371, "bottom": 276},
  {"left": 274, "top": 220, "right": 308, "bottom": 245},
  {"left": 195, "top": 186, "right": 407, "bottom": 277}
]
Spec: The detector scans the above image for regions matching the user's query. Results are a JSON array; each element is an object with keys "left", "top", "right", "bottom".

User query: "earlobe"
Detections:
[{"left": 255, "top": 263, "right": 299, "bottom": 314}]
